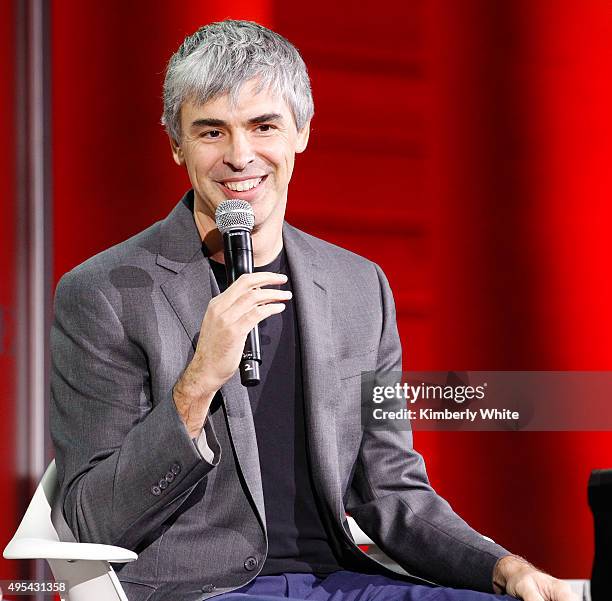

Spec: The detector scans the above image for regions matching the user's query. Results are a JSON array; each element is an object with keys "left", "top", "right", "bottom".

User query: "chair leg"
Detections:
[{"left": 47, "top": 559, "right": 129, "bottom": 601}]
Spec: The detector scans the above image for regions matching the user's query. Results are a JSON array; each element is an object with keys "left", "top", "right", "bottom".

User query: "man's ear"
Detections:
[
  {"left": 169, "top": 134, "right": 185, "bottom": 166},
  {"left": 295, "top": 120, "right": 311, "bottom": 154}
]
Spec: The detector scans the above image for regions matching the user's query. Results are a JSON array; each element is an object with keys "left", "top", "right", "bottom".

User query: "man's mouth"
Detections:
[{"left": 220, "top": 176, "right": 266, "bottom": 192}]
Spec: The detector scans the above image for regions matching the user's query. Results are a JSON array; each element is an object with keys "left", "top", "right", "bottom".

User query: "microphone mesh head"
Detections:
[{"left": 215, "top": 199, "right": 255, "bottom": 234}]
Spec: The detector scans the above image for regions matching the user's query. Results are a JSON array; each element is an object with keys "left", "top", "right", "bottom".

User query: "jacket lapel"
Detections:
[
  {"left": 283, "top": 223, "right": 345, "bottom": 524},
  {"left": 156, "top": 196, "right": 345, "bottom": 533},
  {"left": 156, "top": 193, "right": 265, "bottom": 528},
  {"left": 211, "top": 273, "right": 266, "bottom": 529}
]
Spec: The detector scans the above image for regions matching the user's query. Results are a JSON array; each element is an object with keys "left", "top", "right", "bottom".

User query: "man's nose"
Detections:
[{"left": 223, "top": 132, "right": 255, "bottom": 171}]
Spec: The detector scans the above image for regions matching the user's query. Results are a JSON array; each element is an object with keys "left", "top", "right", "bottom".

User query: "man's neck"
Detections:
[{"left": 193, "top": 205, "right": 284, "bottom": 267}]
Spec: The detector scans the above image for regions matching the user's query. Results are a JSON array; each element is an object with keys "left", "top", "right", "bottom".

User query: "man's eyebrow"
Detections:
[
  {"left": 248, "top": 113, "right": 283, "bottom": 124},
  {"left": 191, "top": 118, "right": 226, "bottom": 128},
  {"left": 190, "top": 114, "right": 283, "bottom": 129}
]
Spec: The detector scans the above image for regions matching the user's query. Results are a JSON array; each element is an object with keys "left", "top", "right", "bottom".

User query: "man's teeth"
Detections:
[{"left": 223, "top": 177, "right": 262, "bottom": 192}]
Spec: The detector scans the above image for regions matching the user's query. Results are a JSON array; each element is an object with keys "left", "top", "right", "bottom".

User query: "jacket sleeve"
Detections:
[
  {"left": 344, "top": 263, "right": 510, "bottom": 593},
  {"left": 50, "top": 270, "right": 221, "bottom": 549}
]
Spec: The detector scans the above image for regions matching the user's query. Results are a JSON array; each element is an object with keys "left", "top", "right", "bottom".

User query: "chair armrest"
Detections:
[
  {"left": 3, "top": 537, "right": 138, "bottom": 563},
  {"left": 347, "top": 516, "right": 375, "bottom": 546}
]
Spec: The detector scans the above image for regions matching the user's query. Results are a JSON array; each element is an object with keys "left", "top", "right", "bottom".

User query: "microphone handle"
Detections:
[{"left": 223, "top": 229, "right": 261, "bottom": 386}]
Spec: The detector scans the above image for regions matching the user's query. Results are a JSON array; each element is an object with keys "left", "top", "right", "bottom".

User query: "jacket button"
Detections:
[
  {"left": 150, "top": 485, "right": 161, "bottom": 496},
  {"left": 159, "top": 478, "right": 168, "bottom": 490},
  {"left": 201, "top": 584, "right": 216, "bottom": 593},
  {"left": 171, "top": 463, "right": 181, "bottom": 475},
  {"left": 244, "top": 556, "right": 258, "bottom": 571},
  {"left": 165, "top": 471, "right": 175, "bottom": 482}
]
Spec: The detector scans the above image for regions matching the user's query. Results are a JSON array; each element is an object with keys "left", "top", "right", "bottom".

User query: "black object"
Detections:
[
  {"left": 588, "top": 468, "right": 612, "bottom": 601},
  {"left": 209, "top": 250, "right": 343, "bottom": 575},
  {"left": 215, "top": 199, "right": 261, "bottom": 387},
  {"left": 222, "top": 228, "right": 261, "bottom": 386}
]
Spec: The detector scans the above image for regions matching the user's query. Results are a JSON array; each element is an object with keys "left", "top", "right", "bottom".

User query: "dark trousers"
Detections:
[{"left": 215, "top": 571, "right": 513, "bottom": 600}]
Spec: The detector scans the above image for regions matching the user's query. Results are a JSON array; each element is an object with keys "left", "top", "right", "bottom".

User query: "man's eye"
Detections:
[
  {"left": 202, "top": 130, "right": 221, "bottom": 138},
  {"left": 256, "top": 124, "right": 274, "bottom": 133}
]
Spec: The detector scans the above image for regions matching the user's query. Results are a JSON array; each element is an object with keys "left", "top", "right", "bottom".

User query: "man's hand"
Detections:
[
  {"left": 493, "top": 555, "right": 579, "bottom": 601},
  {"left": 173, "top": 271, "right": 291, "bottom": 437}
]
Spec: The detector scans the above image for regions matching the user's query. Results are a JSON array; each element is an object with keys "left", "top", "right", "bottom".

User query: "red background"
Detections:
[{"left": 3, "top": 0, "right": 612, "bottom": 584}]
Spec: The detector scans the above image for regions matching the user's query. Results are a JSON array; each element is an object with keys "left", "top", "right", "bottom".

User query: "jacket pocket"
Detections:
[{"left": 336, "top": 348, "right": 378, "bottom": 380}]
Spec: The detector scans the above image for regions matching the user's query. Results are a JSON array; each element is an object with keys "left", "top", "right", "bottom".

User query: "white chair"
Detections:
[
  {"left": 2, "top": 460, "right": 137, "bottom": 601},
  {"left": 2, "top": 460, "right": 396, "bottom": 601},
  {"left": 344, "top": 517, "right": 413, "bottom": 577},
  {"left": 3, "top": 460, "right": 591, "bottom": 601}
]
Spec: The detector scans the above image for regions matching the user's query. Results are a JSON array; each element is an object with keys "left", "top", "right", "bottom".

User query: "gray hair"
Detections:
[{"left": 162, "top": 20, "right": 314, "bottom": 141}]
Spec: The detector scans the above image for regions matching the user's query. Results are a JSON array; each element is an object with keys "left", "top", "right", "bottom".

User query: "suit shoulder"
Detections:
[
  {"left": 286, "top": 223, "right": 378, "bottom": 272},
  {"left": 284, "top": 223, "right": 391, "bottom": 297},
  {"left": 56, "top": 221, "right": 162, "bottom": 295}
]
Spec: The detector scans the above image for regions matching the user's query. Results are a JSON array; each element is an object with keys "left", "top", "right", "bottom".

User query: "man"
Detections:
[{"left": 50, "top": 20, "right": 576, "bottom": 601}]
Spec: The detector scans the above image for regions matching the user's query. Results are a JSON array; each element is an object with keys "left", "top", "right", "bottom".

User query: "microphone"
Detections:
[{"left": 215, "top": 199, "right": 261, "bottom": 387}]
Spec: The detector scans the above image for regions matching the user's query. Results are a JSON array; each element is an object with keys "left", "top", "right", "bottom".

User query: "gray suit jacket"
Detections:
[{"left": 50, "top": 191, "right": 509, "bottom": 601}]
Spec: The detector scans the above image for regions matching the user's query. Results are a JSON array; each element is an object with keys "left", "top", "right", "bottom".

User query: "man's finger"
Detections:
[
  {"left": 214, "top": 271, "right": 288, "bottom": 308},
  {"left": 237, "top": 302, "right": 287, "bottom": 334},
  {"left": 549, "top": 580, "right": 579, "bottom": 601},
  {"left": 222, "top": 287, "right": 292, "bottom": 323},
  {"left": 515, "top": 579, "right": 546, "bottom": 601}
]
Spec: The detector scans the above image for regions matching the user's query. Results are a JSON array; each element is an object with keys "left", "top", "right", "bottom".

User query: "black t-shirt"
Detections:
[{"left": 209, "top": 248, "right": 342, "bottom": 576}]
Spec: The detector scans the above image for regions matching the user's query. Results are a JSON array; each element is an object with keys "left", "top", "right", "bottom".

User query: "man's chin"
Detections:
[{"left": 252, "top": 199, "right": 287, "bottom": 233}]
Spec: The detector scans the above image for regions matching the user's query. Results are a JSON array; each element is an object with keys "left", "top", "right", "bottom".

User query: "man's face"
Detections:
[{"left": 171, "top": 79, "right": 310, "bottom": 231}]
